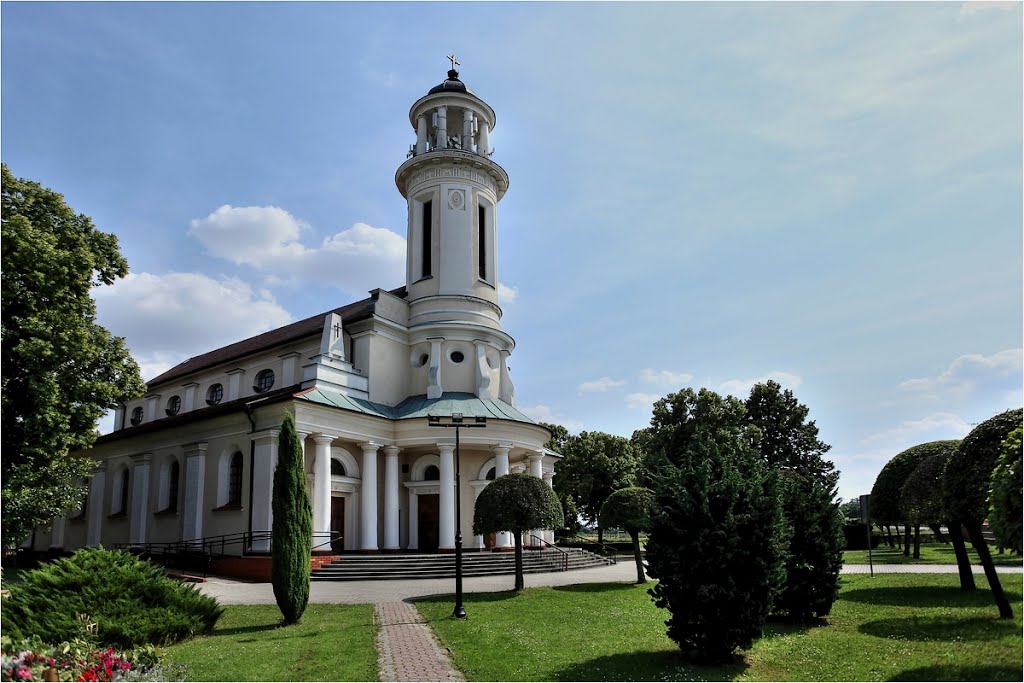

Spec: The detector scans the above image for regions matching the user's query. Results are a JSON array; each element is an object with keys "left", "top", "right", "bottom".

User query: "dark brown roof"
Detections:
[{"left": 146, "top": 286, "right": 407, "bottom": 388}]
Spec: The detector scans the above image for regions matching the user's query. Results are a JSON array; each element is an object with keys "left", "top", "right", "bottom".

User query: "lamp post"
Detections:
[{"left": 428, "top": 413, "right": 487, "bottom": 618}]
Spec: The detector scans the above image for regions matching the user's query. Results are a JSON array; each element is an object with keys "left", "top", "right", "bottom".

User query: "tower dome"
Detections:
[{"left": 427, "top": 68, "right": 475, "bottom": 96}]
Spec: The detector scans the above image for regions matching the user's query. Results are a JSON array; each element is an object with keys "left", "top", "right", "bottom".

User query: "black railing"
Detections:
[
  {"left": 559, "top": 534, "right": 619, "bottom": 563},
  {"left": 527, "top": 534, "right": 569, "bottom": 572}
]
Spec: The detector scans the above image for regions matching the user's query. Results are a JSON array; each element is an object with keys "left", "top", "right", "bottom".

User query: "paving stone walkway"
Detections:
[{"left": 375, "top": 601, "right": 463, "bottom": 682}]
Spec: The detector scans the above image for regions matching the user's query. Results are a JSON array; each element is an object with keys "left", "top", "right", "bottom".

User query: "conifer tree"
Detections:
[{"left": 271, "top": 412, "right": 312, "bottom": 624}]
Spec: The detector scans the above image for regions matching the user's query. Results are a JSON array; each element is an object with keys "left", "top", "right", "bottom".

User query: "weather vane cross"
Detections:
[{"left": 447, "top": 54, "right": 460, "bottom": 70}]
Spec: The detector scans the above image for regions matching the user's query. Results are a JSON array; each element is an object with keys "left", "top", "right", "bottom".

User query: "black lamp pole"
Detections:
[{"left": 428, "top": 413, "right": 487, "bottom": 619}]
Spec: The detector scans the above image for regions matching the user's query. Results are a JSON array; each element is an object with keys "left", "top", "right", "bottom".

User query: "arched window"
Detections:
[
  {"left": 228, "top": 452, "right": 243, "bottom": 506},
  {"left": 424, "top": 465, "right": 440, "bottom": 481},
  {"left": 167, "top": 461, "right": 180, "bottom": 512},
  {"left": 485, "top": 467, "right": 496, "bottom": 480},
  {"left": 331, "top": 459, "right": 346, "bottom": 477}
]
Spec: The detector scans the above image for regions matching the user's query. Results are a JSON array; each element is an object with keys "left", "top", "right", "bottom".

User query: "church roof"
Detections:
[
  {"left": 296, "top": 388, "right": 538, "bottom": 424},
  {"left": 146, "top": 286, "right": 407, "bottom": 387},
  {"left": 427, "top": 69, "right": 475, "bottom": 96}
]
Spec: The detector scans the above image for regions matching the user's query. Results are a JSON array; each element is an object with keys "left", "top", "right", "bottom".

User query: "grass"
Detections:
[
  {"left": 163, "top": 604, "right": 378, "bottom": 681},
  {"left": 845, "top": 542, "right": 1022, "bottom": 566},
  {"left": 417, "top": 574, "right": 1023, "bottom": 681}
]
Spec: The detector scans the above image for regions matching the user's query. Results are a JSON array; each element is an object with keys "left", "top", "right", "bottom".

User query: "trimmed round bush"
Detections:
[
  {"left": 1, "top": 547, "right": 223, "bottom": 647},
  {"left": 944, "top": 408, "right": 1023, "bottom": 526},
  {"left": 871, "top": 440, "right": 960, "bottom": 525},
  {"left": 989, "top": 426, "right": 1022, "bottom": 553}
]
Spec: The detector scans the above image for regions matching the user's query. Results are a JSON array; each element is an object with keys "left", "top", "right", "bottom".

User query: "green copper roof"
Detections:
[{"left": 295, "top": 388, "right": 537, "bottom": 425}]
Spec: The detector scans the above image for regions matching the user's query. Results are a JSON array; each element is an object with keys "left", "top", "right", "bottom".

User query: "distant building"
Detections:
[{"left": 36, "top": 66, "right": 557, "bottom": 558}]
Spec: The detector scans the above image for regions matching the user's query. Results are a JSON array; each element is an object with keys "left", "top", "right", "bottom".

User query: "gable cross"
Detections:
[{"left": 333, "top": 322, "right": 343, "bottom": 338}]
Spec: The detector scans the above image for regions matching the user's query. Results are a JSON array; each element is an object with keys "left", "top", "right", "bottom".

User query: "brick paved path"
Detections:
[{"left": 375, "top": 601, "right": 463, "bottom": 682}]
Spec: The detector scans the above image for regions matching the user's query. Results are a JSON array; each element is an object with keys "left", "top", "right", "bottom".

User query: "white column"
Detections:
[
  {"left": 313, "top": 435, "right": 335, "bottom": 551},
  {"left": 408, "top": 488, "right": 419, "bottom": 550},
  {"left": 182, "top": 442, "right": 208, "bottom": 544},
  {"left": 50, "top": 517, "right": 66, "bottom": 549},
  {"left": 129, "top": 454, "right": 152, "bottom": 545},
  {"left": 437, "top": 106, "right": 448, "bottom": 148},
  {"left": 383, "top": 446, "right": 401, "bottom": 550},
  {"left": 472, "top": 485, "right": 484, "bottom": 549},
  {"left": 479, "top": 120, "right": 490, "bottom": 155},
  {"left": 493, "top": 444, "right": 512, "bottom": 548},
  {"left": 527, "top": 452, "right": 544, "bottom": 545},
  {"left": 251, "top": 431, "right": 278, "bottom": 552},
  {"left": 463, "top": 110, "right": 473, "bottom": 151},
  {"left": 360, "top": 443, "right": 380, "bottom": 550},
  {"left": 439, "top": 444, "right": 455, "bottom": 550},
  {"left": 86, "top": 470, "right": 106, "bottom": 547},
  {"left": 416, "top": 115, "right": 427, "bottom": 155}
]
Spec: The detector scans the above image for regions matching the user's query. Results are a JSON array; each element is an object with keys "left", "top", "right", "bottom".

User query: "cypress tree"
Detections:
[{"left": 271, "top": 412, "right": 312, "bottom": 624}]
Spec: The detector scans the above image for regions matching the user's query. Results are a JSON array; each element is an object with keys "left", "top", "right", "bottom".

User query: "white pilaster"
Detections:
[
  {"left": 50, "top": 517, "right": 66, "bottom": 549},
  {"left": 129, "top": 453, "right": 152, "bottom": 545},
  {"left": 493, "top": 444, "right": 512, "bottom": 548},
  {"left": 383, "top": 446, "right": 401, "bottom": 550},
  {"left": 226, "top": 368, "right": 245, "bottom": 401},
  {"left": 475, "top": 341, "right": 494, "bottom": 400},
  {"left": 251, "top": 430, "right": 278, "bottom": 552},
  {"left": 144, "top": 396, "right": 160, "bottom": 424},
  {"left": 312, "top": 435, "right": 335, "bottom": 551},
  {"left": 438, "top": 443, "right": 455, "bottom": 550},
  {"left": 182, "top": 383, "right": 200, "bottom": 412},
  {"left": 427, "top": 337, "right": 443, "bottom": 399},
  {"left": 86, "top": 470, "right": 106, "bottom": 547},
  {"left": 360, "top": 443, "right": 380, "bottom": 550},
  {"left": 182, "top": 442, "right": 208, "bottom": 544}
]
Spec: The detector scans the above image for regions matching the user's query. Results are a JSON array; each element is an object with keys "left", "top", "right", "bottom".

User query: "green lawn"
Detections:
[
  {"left": 845, "top": 542, "right": 1022, "bottom": 566},
  {"left": 417, "top": 574, "right": 1023, "bottom": 681},
  {"left": 163, "top": 604, "right": 378, "bottom": 681}
]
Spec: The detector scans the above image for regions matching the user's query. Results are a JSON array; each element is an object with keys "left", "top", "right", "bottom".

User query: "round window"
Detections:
[
  {"left": 165, "top": 395, "right": 181, "bottom": 416},
  {"left": 130, "top": 406, "right": 144, "bottom": 426},
  {"left": 206, "top": 383, "right": 223, "bottom": 405},
  {"left": 450, "top": 351, "right": 465, "bottom": 363},
  {"left": 254, "top": 369, "right": 275, "bottom": 393}
]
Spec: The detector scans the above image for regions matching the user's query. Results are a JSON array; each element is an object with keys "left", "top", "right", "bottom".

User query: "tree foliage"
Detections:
[
  {"left": 473, "top": 473, "right": 563, "bottom": 591},
  {"left": 989, "top": 426, "right": 1022, "bottom": 554},
  {"left": 944, "top": 409, "right": 1022, "bottom": 619},
  {"left": 1, "top": 164, "right": 145, "bottom": 548},
  {"left": 644, "top": 388, "right": 786, "bottom": 663},
  {"left": 271, "top": 412, "right": 312, "bottom": 624},
  {"left": 540, "top": 422, "right": 571, "bottom": 453},
  {"left": 552, "top": 431, "right": 638, "bottom": 533},
  {"left": 600, "top": 486, "right": 653, "bottom": 584},
  {"left": 871, "top": 441, "right": 960, "bottom": 525},
  {"left": 899, "top": 450, "right": 953, "bottom": 528},
  {"left": 745, "top": 381, "right": 843, "bottom": 621}
]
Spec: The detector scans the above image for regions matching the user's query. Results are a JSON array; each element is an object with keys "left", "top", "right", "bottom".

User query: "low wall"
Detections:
[{"left": 209, "top": 555, "right": 341, "bottom": 582}]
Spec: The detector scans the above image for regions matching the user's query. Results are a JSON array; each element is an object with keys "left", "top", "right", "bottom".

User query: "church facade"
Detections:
[{"left": 33, "top": 65, "right": 558, "bottom": 558}]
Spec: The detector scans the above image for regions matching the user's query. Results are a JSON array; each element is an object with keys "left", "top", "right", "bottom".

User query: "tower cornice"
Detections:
[{"left": 395, "top": 152, "right": 509, "bottom": 200}]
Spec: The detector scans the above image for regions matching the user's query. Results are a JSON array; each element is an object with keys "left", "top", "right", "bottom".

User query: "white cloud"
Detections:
[
  {"left": 862, "top": 412, "right": 972, "bottom": 445},
  {"left": 94, "top": 271, "right": 293, "bottom": 383},
  {"left": 625, "top": 393, "right": 663, "bottom": 410},
  {"left": 960, "top": 1, "right": 1017, "bottom": 15},
  {"left": 497, "top": 282, "right": 519, "bottom": 303},
  {"left": 578, "top": 376, "right": 627, "bottom": 393},
  {"left": 519, "top": 404, "right": 584, "bottom": 433},
  {"left": 189, "top": 205, "right": 406, "bottom": 296},
  {"left": 898, "top": 349, "right": 1022, "bottom": 400},
  {"left": 719, "top": 371, "right": 803, "bottom": 397},
  {"left": 639, "top": 368, "right": 693, "bottom": 387}
]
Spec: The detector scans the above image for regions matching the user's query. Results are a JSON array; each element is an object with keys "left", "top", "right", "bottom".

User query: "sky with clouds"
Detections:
[{"left": 3, "top": 1, "right": 1021, "bottom": 502}]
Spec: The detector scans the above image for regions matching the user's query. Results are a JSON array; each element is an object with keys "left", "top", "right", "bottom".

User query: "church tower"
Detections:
[{"left": 395, "top": 59, "right": 515, "bottom": 403}]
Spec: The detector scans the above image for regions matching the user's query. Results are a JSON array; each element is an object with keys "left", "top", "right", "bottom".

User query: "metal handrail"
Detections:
[
  {"left": 560, "top": 534, "right": 619, "bottom": 563},
  {"left": 528, "top": 534, "right": 569, "bottom": 572}
]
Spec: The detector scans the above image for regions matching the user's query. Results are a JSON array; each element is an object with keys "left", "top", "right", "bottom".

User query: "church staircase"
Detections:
[{"left": 310, "top": 547, "right": 613, "bottom": 581}]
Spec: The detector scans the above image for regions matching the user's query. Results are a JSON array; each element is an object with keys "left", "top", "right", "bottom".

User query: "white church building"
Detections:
[{"left": 34, "top": 64, "right": 559, "bottom": 561}]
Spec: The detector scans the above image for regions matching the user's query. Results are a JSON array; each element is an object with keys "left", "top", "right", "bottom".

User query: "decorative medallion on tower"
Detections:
[{"left": 448, "top": 189, "right": 465, "bottom": 211}]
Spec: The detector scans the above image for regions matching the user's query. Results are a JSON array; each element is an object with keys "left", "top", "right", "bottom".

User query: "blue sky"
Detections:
[{"left": 3, "top": 1, "right": 1021, "bottom": 502}]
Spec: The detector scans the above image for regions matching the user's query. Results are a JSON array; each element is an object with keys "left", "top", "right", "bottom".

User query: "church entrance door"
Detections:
[
  {"left": 417, "top": 494, "right": 440, "bottom": 552},
  {"left": 330, "top": 496, "right": 345, "bottom": 553}
]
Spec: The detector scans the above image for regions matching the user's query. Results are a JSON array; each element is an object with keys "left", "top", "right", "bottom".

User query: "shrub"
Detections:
[
  {"left": 989, "top": 426, "right": 1022, "bottom": 554},
  {"left": 271, "top": 412, "right": 312, "bottom": 624},
  {"left": 0, "top": 548, "right": 223, "bottom": 648},
  {"left": 842, "top": 521, "right": 881, "bottom": 550},
  {"left": 644, "top": 388, "right": 787, "bottom": 663}
]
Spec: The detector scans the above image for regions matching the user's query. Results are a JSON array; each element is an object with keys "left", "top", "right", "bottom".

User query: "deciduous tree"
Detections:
[
  {"left": 989, "top": 426, "right": 1022, "bottom": 554},
  {"left": 599, "top": 487, "right": 653, "bottom": 584},
  {"left": 271, "top": 413, "right": 312, "bottom": 624},
  {"left": 552, "top": 431, "right": 638, "bottom": 543},
  {"left": 644, "top": 388, "right": 786, "bottom": 662},
  {"left": 473, "top": 473, "right": 563, "bottom": 591},
  {"left": 944, "top": 408, "right": 1022, "bottom": 619},
  {"left": 1, "top": 164, "right": 145, "bottom": 548}
]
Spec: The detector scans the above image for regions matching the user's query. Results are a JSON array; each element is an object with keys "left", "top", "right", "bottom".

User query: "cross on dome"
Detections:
[{"left": 447, "top": 54, "right": 460, "bottom": 70}]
